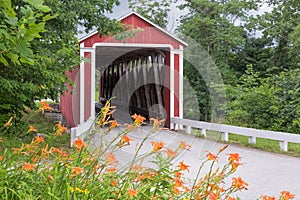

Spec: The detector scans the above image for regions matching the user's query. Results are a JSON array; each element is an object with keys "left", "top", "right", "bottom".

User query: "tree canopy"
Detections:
[
  {"left": 129, "top": 0, "right": 300, "bottom": 133},
  {"left": 128, "top": 0, "right": 176, "bottom": 29},
  {"left": 0, "top": 0, "right": 123, "bottom": 123}
]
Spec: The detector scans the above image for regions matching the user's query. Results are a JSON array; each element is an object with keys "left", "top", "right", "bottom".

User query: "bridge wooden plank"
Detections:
[
  {"left": 143, "top": 56, "right": 152, "bottom": 112},
  {"left": 153, "top": 53, "right": 164, "bottom": 118}
]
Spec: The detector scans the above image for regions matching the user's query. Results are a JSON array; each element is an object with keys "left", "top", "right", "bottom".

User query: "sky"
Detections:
[
  {"left": 78, "top": 1, "right": 273, "bottom": 38},
  {"left": 109, "top": 0, "right": 272, "bottom": 32},
  {"left": 109, "top": 0, "right": 187, "bottom": 32}
]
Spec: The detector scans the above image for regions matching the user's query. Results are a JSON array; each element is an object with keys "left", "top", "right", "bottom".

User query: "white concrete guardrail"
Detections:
[{"left": 170, "top": 117, "right": 300, "bottom": 152}]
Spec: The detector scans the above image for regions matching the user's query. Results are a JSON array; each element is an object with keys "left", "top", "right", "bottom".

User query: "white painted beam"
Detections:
[
  {"left": 80, "top": 42, "right": 85, "bottom": 124},
  {"left": 90, "top": 47, "right": 96, "bottom": 120},
  {"left": 170, "top": 50, "right": 175, "bottom": 129}
]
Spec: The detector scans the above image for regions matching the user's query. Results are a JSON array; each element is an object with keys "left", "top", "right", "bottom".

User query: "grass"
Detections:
[
  {"left": 191, "top": 129, "right": 300, "bottom": 157},
  {"left": 0, "top": 109, "right": 70, "bottom": 154}
]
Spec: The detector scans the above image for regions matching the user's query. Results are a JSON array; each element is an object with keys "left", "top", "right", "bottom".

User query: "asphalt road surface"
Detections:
[{"left": 91, "top": 125, "right": 300, "bottom": 199}]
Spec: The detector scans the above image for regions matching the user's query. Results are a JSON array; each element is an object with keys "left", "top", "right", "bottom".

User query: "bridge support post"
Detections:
[
  {"left": 70, "top": 128, "right": 77, "bottom": 147},
  {"left": 279, "top": 140, "right": 288, "bottom": 152},
  {"left": 174, "top": 123, "right": 179, "bottom": 131},
  {"left": 186, "top": 126, "right": 192, "bottom": 134},
  {"left": 201, "top": 128, "right": 207, "bottom": 137},
  {"left": 221, "top": 132, "right": 228, "bottom": 142},
  {"left": 248, "top": 136, "right": 256, "bottom": 144}
]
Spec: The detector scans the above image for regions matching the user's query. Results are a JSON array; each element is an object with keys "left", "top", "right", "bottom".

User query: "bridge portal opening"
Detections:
[{"left": 96, "top": 47, "right": 170, "bottom": 124}]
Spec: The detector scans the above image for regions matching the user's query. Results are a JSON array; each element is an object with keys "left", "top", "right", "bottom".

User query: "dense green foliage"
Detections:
[
  {"left": 130, "top": 0, "right": 300, "bottom": 133},
  {"left": 0, "top": 0, "right": 123, "bottom": 124},
  {"left": 128, "top": 0, "right": 176, "bottom": 28}
]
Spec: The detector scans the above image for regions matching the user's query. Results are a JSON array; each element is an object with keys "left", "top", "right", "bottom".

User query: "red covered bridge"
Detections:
[{"left": 60, "top": 12, "right": 187, "bottom": 141}]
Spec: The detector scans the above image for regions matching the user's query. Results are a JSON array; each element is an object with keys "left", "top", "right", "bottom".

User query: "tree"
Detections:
[
  {"left": 0, "top": 0, "right": 53, "bottom": 123},
  {"left": 257, "top": 0, "right": 300, "bottom": 72},
  {"left": 229, "top": 37, "right": 274, "bottom": 78},
  {"left": 176, "top": 0, "right": 260, "bottom": 121},
  {"left": 0, "top": 0, "right": 123, "bottom": 124},
  {"left": 128, "top": 0, "right": 176, "bottom": 29},
  {"left": 178, "top": 0, "right": 259, "bottom": 83}
]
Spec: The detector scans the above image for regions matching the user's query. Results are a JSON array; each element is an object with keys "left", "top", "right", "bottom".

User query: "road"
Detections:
[{"left": 91, "top": 124, "right": 300, "bottom": 199}]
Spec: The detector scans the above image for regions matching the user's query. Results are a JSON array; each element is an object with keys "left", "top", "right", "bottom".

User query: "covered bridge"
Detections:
[{"left": 60, "top": 12, "right": 187, "bottom": 136}]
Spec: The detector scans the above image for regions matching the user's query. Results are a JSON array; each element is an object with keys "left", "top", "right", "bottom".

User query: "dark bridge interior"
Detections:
[{"left": 97, "top": 48, "right": 167, "bottom": 121}]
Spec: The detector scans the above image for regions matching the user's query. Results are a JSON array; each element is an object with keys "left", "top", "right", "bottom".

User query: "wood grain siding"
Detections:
[
  {"left": 174, "top": 54, "right": 180, "bottom": 117},
  {"left": 60, "top": 68, "right": 80, "bottom": 127}
]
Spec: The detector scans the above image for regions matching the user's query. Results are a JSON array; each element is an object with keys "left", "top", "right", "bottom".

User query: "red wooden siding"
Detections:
[
  {"left": 81, "top": 13, "right": 182, "bottom": 49},
  {"left": 60, "top": 68, "right": 80, "bottom": 127},
  {"left": 164, "top": 52, "right": 171, "bottom": 126}
]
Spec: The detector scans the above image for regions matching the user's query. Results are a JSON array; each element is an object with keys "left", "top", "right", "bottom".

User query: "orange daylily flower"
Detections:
[
  {"left": 39, "top": 101, "right": 53, "bottom": 113},
  {"left": 179, "top": 141, "right": 191, "bottom": 150},
  {"left": 231, "top": 177, "right": 248, "bottom": 190},
  {"left": 131, "top": 165, "right": 144, "bottom": 171},
  {"left": 131, "top": 113, "right": 146, "bottom": 126},
  {"left": 109, "top": 120, "right": 121, "bottom": 130},
  {"left": 206, "top": 152, "right": 218, "bottom": 161},
  {"left": 55, "top": 123, "right": 68, "bottom": 136},
  {"left": 231, "top": 161, "right": 242, "bottom": 171},
  {"left": 111, "top": 179, "right": 118, "bottom": 186},
  {"left": 3, "top": 116, "right": 14, "bottom": 127},
  {"left": 226, "top": 196, "right": 237, "bottom": 200},
  {"left": 174, "top": 171, "right": 183, "bottom": 178},
  {"left": 177, "top": 161, "right": 190, "bottom": 172},
  {"left": 228, "top": 153, "right": 241, "bottom": 163},
  {"left": 27, "top": 125, "right": 38, "bottom": 133},
  {"left": 173, "top": 187, "right": 181, "bottom": 194},
  {"left": 260, "top": 195, "right": 276, "bottom": 200},
  {"left": 144, "top": 171, "right": 158, "bottom": 180},
  {"left": 208, "top": 192, "right": 219, "bottom": 200},
  {"left": 149, "top": 117, "right": 165, "bottom": 128},
  {"left": 35, "top": 136, "right": 44, "bottom": 143},
  {"left": 125, "top": 123, "right": 136, "bottom": 132},
  {"left": 280, "top": 191, "right": 295, "bottom": 200},
  {"left": 50, "top": 147, "right": 69, "bottom": 159},
  {"left": 105, "top": 153, "right": 117, "bottom": 164},
  {"left": 22, "top": 162, "right": 35, "bottom": 171},
  {"left": 48, "top": 175, "right": 54, "bottom": 183},
  {"left": 105, "top": 167, "right": 117, "bottom": 173},
  {"left": 119, "top": 134, "right": 132, "bottom": 147},
  {"left": 218, "top": 144, "right": 228, "bottom": 153},
  {"left": 174, "top": 177, "right": 184, "bottom": 187},
  {"left": 73, "top": 138, "right": 87, "bottom": 151},
  {"left": 0, "top": 155, "right": 3, "bottom": 162},
  {"left": 127, "top": 188, "right": 138, "bottom": 197},
  {"left": 151, "top": 141, "right": 164, "bottom": 151},
  {"left": 166, "top": 148, "right": 176, "bottom": 158},
  {"left": 71, "top": 167, "right": 84, "bottom": 177}
]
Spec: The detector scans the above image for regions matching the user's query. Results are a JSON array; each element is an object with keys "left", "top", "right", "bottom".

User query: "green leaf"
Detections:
[
  {"left": 42, "top": 13, "right": 58, "bottom": 21},
  {"left": 0, "top": 54, "right": 9, "bottom": 66},
  {"left": 20, "top": 6, "right": 32, "bottom": 18},
  {"left": 6, "top": 52, "right": 20, "bottom": 65},
  {"left": 5, "top": 17, "right": 18, "bottom": 26},
  {"left": 28, "top": 0, "right": 51, "bottom": 12}
]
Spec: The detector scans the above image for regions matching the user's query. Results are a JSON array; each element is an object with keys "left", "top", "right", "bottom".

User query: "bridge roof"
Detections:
[{"left": 79, "top": 11, "right": 187, "bottom": 48}]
